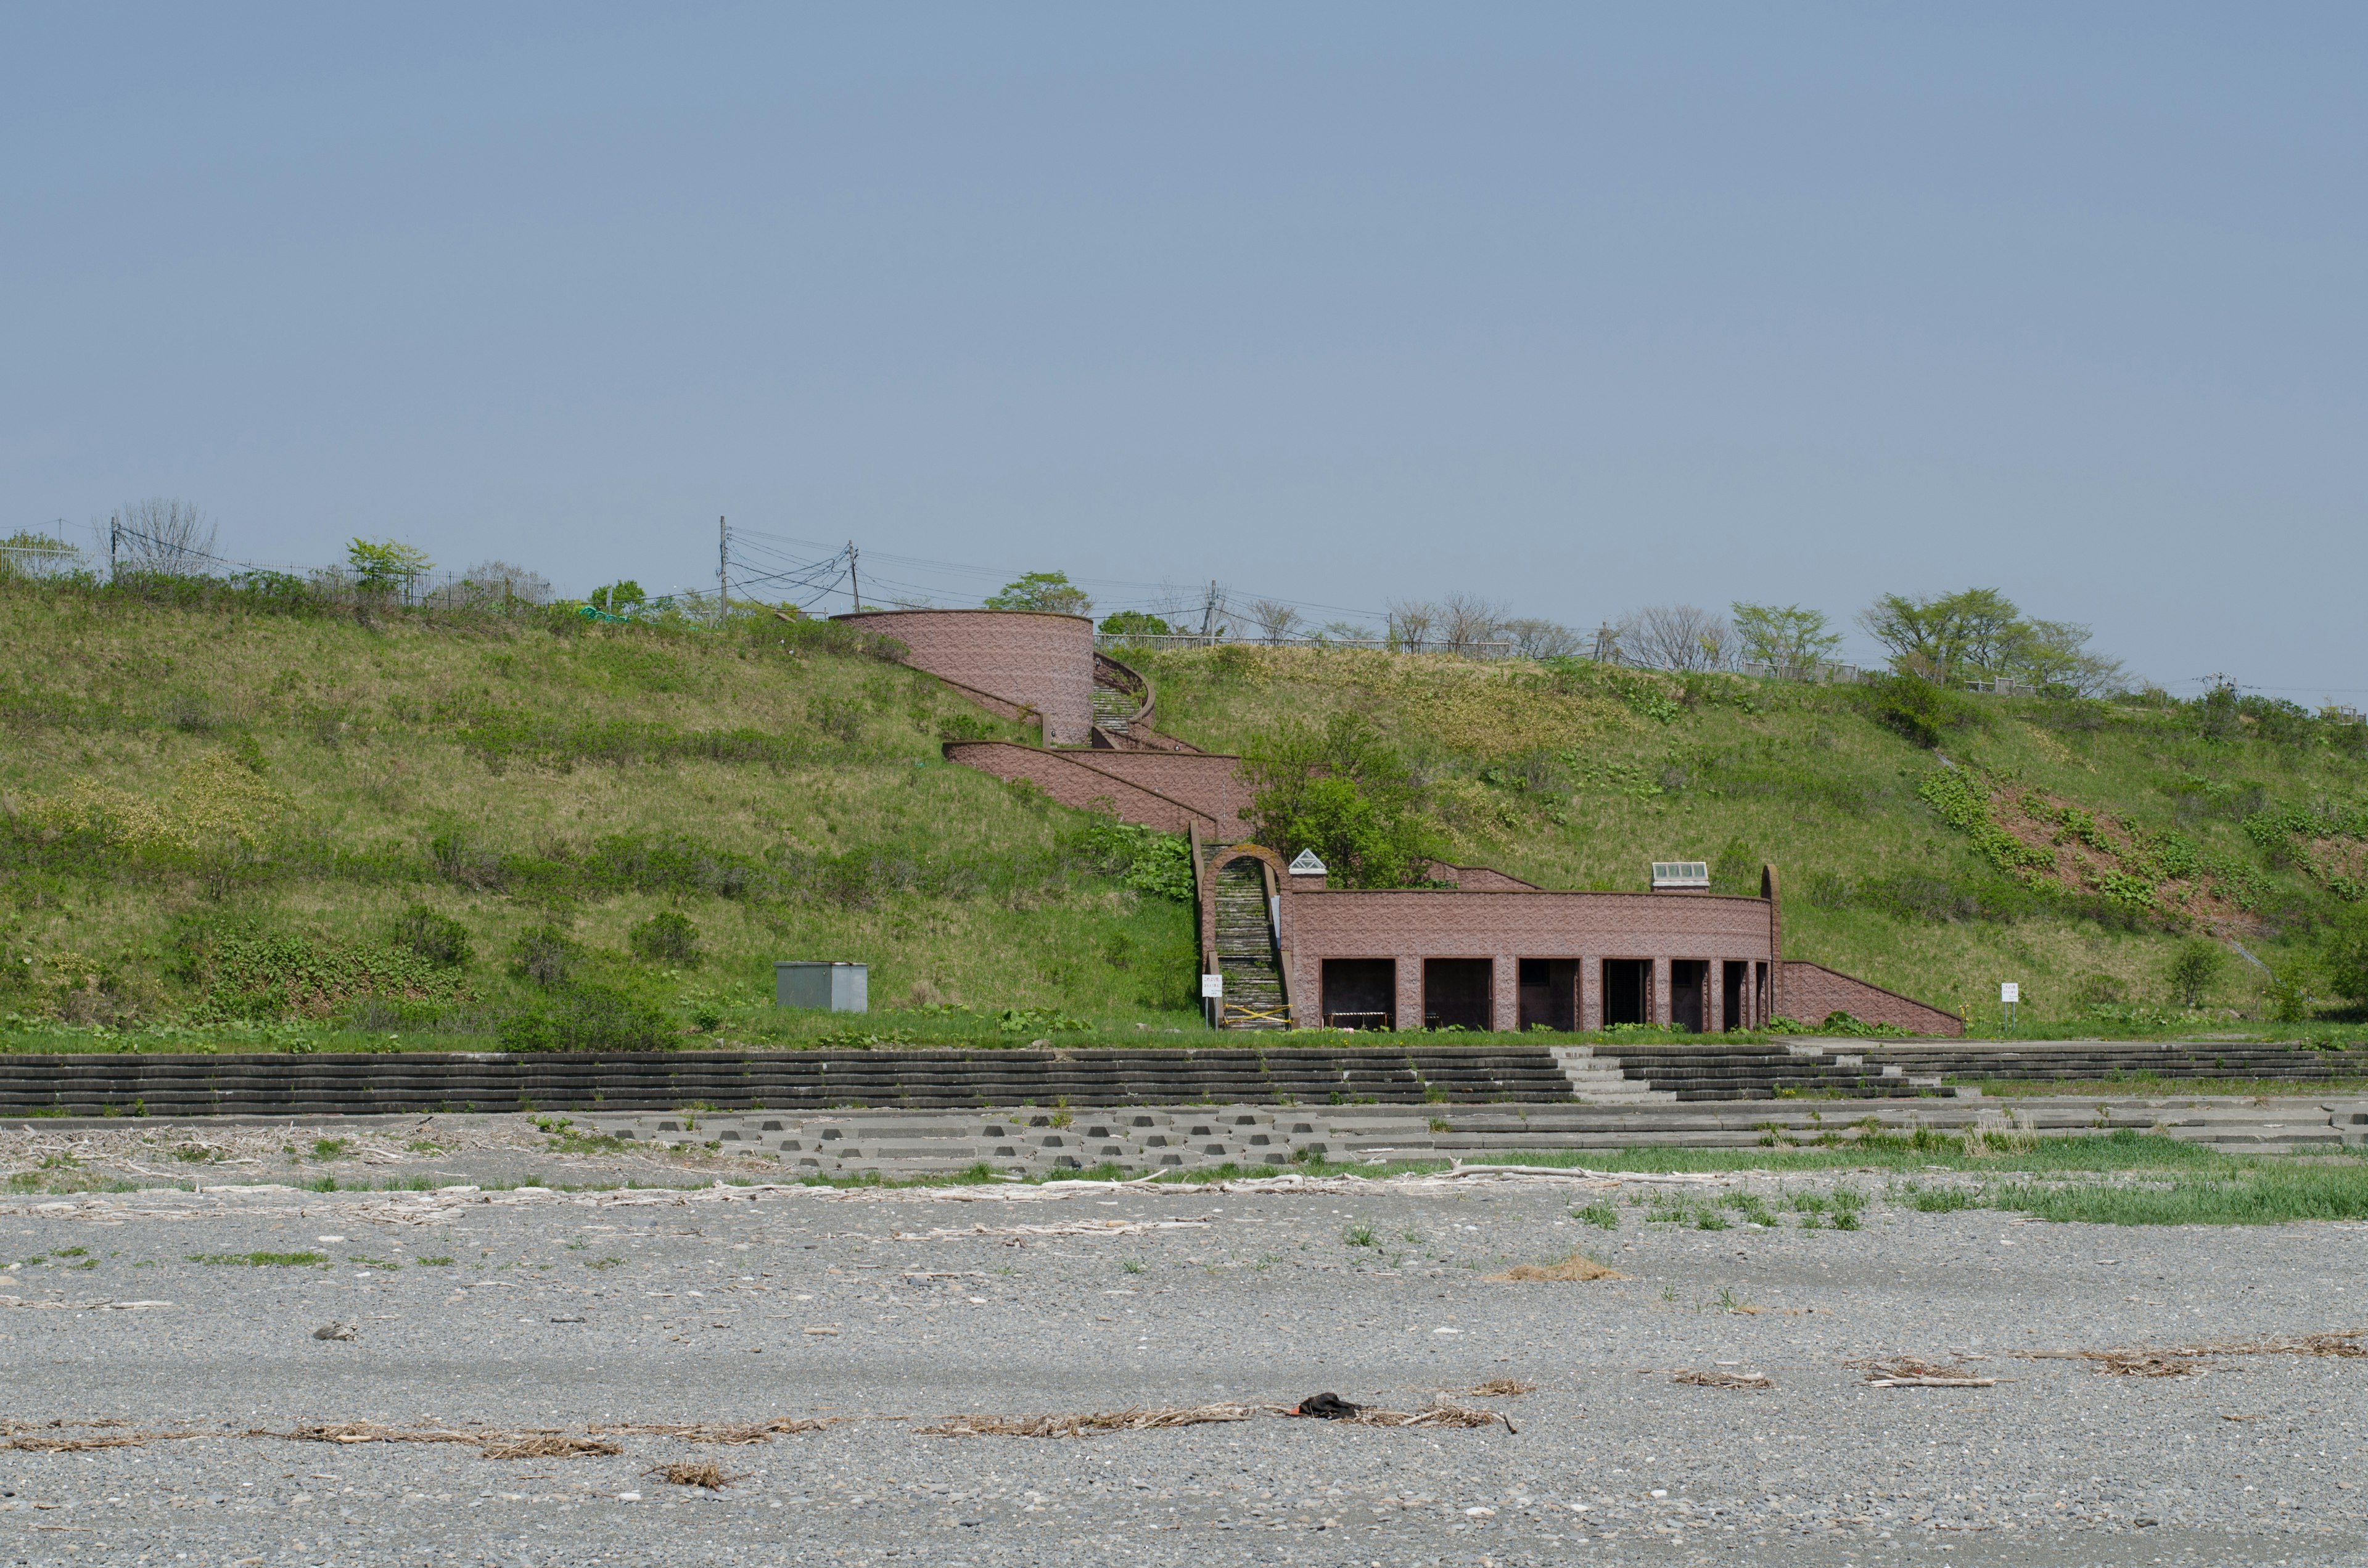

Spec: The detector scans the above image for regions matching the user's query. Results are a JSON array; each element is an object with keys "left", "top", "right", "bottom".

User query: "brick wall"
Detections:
[
  {"left": 1429, "top": 863, "right": 1539, "bottom": 891},
  {"left": 836, "top": 609, "right": 1096, "bottom": 745},
  {"left": 942, "top": 742, "right": 1220, "bottom": 834},
  {"left": 1779, "top": 961, "right": 1965, "bottom": 1038},
  {"left": 1280, "top": 889, "right": 1778, "bottom": 1031}
]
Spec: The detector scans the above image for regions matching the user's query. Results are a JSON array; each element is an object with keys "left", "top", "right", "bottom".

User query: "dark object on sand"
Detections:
[{"left": 1289, "top": 1392, "right": 1360, "bottom": 1419}]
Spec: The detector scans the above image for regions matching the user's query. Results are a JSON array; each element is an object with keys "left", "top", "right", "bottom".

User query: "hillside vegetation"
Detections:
[
  {"left": 1135, "top": 641, "right": 2368, "bottom": 1035},
  {"left": 2, "top": 572, "right": 2364, "bottom": 1051},
  {"left": 0, "top": 578, "right": 1199, "bottom": 1051}
]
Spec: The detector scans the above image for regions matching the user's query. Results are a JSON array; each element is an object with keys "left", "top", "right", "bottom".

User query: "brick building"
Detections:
[{"left": 848, "top": 609, "right": 1963, "bottom": 1036}]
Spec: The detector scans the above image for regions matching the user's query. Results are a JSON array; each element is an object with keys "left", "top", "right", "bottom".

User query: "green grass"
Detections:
[
  {"left": 1132, "top": 642, "right": 2368, "bottom": 1030},
  {"left": 7, "top": 578, "right": 2367, "bottom": 1045},
  {"left": 188, "top": 1250, "right": 328, "bottom": 1266},
  {"left": 1988, "top": 1165, "right": 2368, "bottom": 1225}
]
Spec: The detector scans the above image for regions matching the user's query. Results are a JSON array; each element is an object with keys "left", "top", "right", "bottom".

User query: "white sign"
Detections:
[
  {"left": 1288, "top": 849, "right": 1328, "bottom": 876},
  {"left": 2000, "top": 982, "right": 2019, "bottom": 1004},
  {"left": 1201, "top": 974, "right": 1224, "bottom": 999}
]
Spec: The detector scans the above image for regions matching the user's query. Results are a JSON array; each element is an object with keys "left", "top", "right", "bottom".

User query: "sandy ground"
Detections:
[{"left": 1, "top": 1120, "right": 2364, "bottom": 1566}]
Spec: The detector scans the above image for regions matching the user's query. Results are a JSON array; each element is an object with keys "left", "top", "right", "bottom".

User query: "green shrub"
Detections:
[
  {"left": 498, "top": 1011, "right": 558, "bottom": 1051},
  {"left": 392, "top": 905, "right": 473, "bottom": 968},
  {"left": 2325, "top": 908, "right": 2368, "bottom": 1007},
  {"left": 1068, "top": 818, "right": 1195, "bottom": 901},
  {"left": 499, "top": 982, "right": 670, "bottom": 1051},
  {"left": 2166, "top": 940, "right": 2224, "bottom": 1008},
  {"left": 554, "top": 982, "right": 672, "bottom": 1049},
  {"left": 627, "top": 909, "right": 701, "bottom": 967},
  {"left": 1864, "top": 674, "right": 1976, "bottom": 749},
  {"left": 508, "top": 926, "right": 580, "bottom": 989}
]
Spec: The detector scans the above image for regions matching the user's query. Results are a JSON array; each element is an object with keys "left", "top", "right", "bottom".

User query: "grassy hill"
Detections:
[
  {"left": 2, "top": 573, "right": 2362, "bottom": 1051},
  {"left": 1132, "top": 642, "right": 2368, "bottom": 1037}
]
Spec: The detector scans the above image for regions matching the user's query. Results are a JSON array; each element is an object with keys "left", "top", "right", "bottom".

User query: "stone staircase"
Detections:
[
  {"left": 1211, "top": 857, "right": 1289, "bottom": 1030},
  {"left": 1577, "top": 1042, "right": 1940, "bottom": 1101},
  {"left": 1090, "top": 684, "right": 1137, "bottom": 734},
  {"left": 1861, "top": 1040, "right": 2368, "bottom": 1086},
  {"left": 581, "top": 1093, "right": 2368, "bottom": 1175}
]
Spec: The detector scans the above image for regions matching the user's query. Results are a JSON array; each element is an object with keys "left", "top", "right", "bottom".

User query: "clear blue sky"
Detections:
[{"left": 6, "top": 4, "right": 2362, "bottom": 695}]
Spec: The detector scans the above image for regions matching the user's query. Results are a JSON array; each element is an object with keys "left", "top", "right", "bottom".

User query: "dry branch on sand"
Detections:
[
  {"left": 1675, "top": 1369, "right": 1774, "bottom": 1390},
  {"left": 1341, "top": 1403, "right": 1511, "bottom": 1432},
  {"left": 1852, "top": 1357, "right": 1996, "bottom": 1388},
  {"left": 1465, "top": 1379, "right": 1535, "bottom": 1397},
  {"left": 2019, "top": 1328, "right": 2364, "bottom": 1379},
  {"left": 1486, "top": 1254, "right": 1625, "bottom": 1283},
  {"left": 648, "top": 1461, "right": 741, "bottom": 1489},
  {"left": 920, "top": 1405, "right": 1259, "bottom": 1438},
  {"left": 3, "top": 1428, "right": 203, "bottom": 1453},
  {"left": 278, "top": 1421, "right": 620, "bottom": 1458},
  {"left": 594, "top": 1418, "right": 841, "bottom": 1444},
  {"left": 282, "top": 1421, "right": 481, "bottom": 1447},
  {"left": 921, "top": 1399, "right": 1513, "bottom": 1437},
  {"left": 479, "top": 1435, "right": 624, "bottom": 1459}
]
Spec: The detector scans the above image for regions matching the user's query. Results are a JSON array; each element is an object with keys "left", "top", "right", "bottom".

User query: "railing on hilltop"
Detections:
[{"left": 1096, "top": 632, "right": 1518, "bottom": 660}]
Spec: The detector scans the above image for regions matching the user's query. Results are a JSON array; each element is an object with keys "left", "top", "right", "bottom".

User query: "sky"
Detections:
[{"left": 4, "top": 4, "right": 2363, "bottom": 696}]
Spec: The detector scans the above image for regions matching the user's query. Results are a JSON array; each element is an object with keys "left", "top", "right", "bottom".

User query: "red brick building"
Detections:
[
  {"left": 854, "top": 609, "right": 1963, "bottom": 1036},
  {"left": 1199, "top": 842, "right": 1960, "bottom": 1035}
]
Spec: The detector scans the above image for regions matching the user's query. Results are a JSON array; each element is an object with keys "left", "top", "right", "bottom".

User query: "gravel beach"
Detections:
[{"left": 2, "top": 1120, "right": 2364, "bottom": 1566}]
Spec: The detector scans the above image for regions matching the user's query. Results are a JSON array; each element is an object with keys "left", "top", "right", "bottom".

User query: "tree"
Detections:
[
  {"left": 1384, "top": 599, "right": 1437, "bottom": 652},
  {"left": 1238, "top": 712, "right": 1438, "bottom": 888},
  {"left": 2016, "top": 618, "right": 2128, "bottom": 697},
  {"left": 588, "top": 580, "right": 646, "bottom": 614},
  {"left": 1244, "top": 598, "right": 1304, "bottom": 644},
  {"left": 1098, "top": 610, "right": 1172, "bottom": 638},
  {"left": 2166, "top": 938, "right": 2226, "bottom": 1008},
  {"left": 117, "top": 499, "right": 218, "bottom": 575},
  {"left": 0, "top": 529, "right": 84, "bottom": 582},
  {"left": 1730, "top": 602, "right": 1842, "bottom": 675},
  {"left": 1859, "top": 588, "right": 2023, "bottom": 684},
  {"left": 1500, "top": 618, "right": 1584, "bottom": 659},
  {"left": 460, "top": 559, "right": 552, "bottom": 608},
  {"left": 1439, "top": 593, "right": 1506, "bottom": 654},
  {"left": 985, "top": 571, "right": 1092, "bottom": 615},
  {"left": 1618, "top": 604, "right": 1737, "bottom": 672},
  {"left": 2323, "top": 908, "right": 2368, "bottom": 1008},
  {"left": 347, "top": 538, "right": 433, "bottom": 599},
  {"left": 1862, "top": 588, "right": 2131, "bottom": 694}
]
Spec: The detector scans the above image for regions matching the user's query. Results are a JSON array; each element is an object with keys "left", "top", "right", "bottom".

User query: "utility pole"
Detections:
[
  {"left": 716, "top": 516, "right": 727, "bottom": 626},
  {"left": 847, "top": 540, "right": 861, "bottom": 612},
  {"left": 1200, "top": 580, "right": 1219, "bottom": 642},
  {"left": 109, "top": 514, "right": 119, "bottom": 581}
]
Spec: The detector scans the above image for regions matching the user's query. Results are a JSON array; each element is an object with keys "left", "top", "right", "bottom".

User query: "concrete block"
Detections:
[{"left": 776, "top": 961, "right": 868, "bottom": 1012}]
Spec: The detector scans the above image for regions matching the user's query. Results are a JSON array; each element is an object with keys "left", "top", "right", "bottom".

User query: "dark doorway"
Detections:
[
  {"left": 1323, "top": 959, "right": 1396, "bottom": 1030},
  {"left": 1602, "top": 959, "right": 1651, "bottom": 1026},
  {"left": 1423, "top": 959, "right": 1494, "bottom": 1031},
  {"left": 1517, "top": 958, "right": 1578, "bottom": 1032},
  {"left": 1722, "top": 961, "right": 1745, "bottom": 1031},
  {"left": 1670, "top": 960, "right": 1708, "bottom": 1033}
]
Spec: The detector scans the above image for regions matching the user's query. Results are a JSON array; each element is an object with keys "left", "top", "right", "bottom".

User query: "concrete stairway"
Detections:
[
  {"left": 580, "top": 1093, "right": 2368, "bottom": 1176},
  {"left": 1090, "top": 684, "right": 1135, "bottom": 736},
  {"left": 1211, "top": 858, "right": 1289, "bottom": 1030},
  {"left": 1584, "top": 1042, "right": 1938, "bottom": 1101},
  {"left": 1862, "top": 1040, "right": 2368, "bottom": 1086}
]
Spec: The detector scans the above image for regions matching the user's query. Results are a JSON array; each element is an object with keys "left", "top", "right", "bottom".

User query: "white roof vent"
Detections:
[
  {"left": 1651, "top": 861, "right": 1710, "bottom": 890},
  {"left": 1288, "top": 849, "right": 1328, "bottom": 876}
]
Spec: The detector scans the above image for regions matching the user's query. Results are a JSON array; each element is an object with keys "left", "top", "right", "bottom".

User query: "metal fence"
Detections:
[{"left": 1096, "top": 631, "right": 1518, "bottom": 659}]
